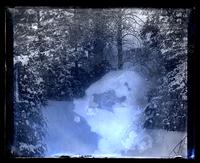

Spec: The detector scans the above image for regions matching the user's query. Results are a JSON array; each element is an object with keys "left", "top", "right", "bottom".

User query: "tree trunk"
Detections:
[
  {"left": 92, "top": 10, "right": 105, "bottom": 66},
  {"left": 37, "top": 9, "right": 44, "bottom": 61},
  {"left": 117, "top": 9, "right": 123, "bottom": 69},
  {"left": 15, "top": 63, "right": 20, "bottom": 102},
  {"left": 73, "top": 9, "right": 79, "bottom": 75}
]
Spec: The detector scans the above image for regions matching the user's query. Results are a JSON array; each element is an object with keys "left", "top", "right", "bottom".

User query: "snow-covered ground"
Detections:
[{"left": 42, "top": 70, "right": 187, "bottom": 158}]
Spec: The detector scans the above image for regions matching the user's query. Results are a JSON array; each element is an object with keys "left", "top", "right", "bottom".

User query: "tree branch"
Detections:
[
  {"left": 122, "top": 33, "right": 142, "bottom": 48},
  {"left": 122, "top": 16, "right": 143, "bottom": 27},
  {"left": 123, "top": 13, "right": 145, "bottom": 24},
  {"left": 122, "top": 33, "right": 141, "bottom": 42}
]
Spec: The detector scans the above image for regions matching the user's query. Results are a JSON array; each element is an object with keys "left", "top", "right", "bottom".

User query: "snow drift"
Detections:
[
  {"left": 42, "top": 70, "right": 187, "bottom": 158},
  {"left": 73, "top": 70, "right": 151, "bottom": 156}
]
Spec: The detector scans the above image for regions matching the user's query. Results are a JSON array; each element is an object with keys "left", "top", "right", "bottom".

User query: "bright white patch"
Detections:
[
  {"left": 36, "top": 77, "right": 44, "bottom": 85},
  {"left": 14, "top": 55, "right": 29, "bottom": 66},
  {"left": 31, "top": 24, "right": 38, "bottom": 30},
  {"left": 74, "top": 70, "right": 151, "bottom": 155}
]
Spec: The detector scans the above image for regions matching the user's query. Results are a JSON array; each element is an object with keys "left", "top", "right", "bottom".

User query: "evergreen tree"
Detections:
[
  {"left": 11, "top": 8, "right": 47, "bottom": 157},
  {"left": 141, "top": 9, "right": 190, "bottom": 131}
]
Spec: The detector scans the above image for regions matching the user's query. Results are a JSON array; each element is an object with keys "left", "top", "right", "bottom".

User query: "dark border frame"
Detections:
[{"left": 1, "top": 0, "right": 199, "bottom": 161}]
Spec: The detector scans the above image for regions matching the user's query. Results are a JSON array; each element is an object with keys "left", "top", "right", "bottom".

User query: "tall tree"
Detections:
[
  {"left": 117, "top": 9, "right": 123, "bottom": 69},
  {"left": 141, "top": 9, "right": 190, "bottom": 131},
  {"left": 11, "top": 8, "right": 47, "bottom": 156}
]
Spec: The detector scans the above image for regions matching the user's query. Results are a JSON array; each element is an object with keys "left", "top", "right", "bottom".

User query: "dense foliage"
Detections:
[{"left": 140, "top": 9, "right": 189, "bottom": 131}]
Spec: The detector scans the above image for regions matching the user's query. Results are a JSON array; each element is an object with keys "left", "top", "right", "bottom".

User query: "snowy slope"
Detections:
[
  {"left": 42, "top": 70, "right": 187, "bottom": 158},
  {"left": 73, "top": 70, "right": 150, "bottom": 155},
  {"left": 125, "top": 129, "right": 187, "bottom": 158}
]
